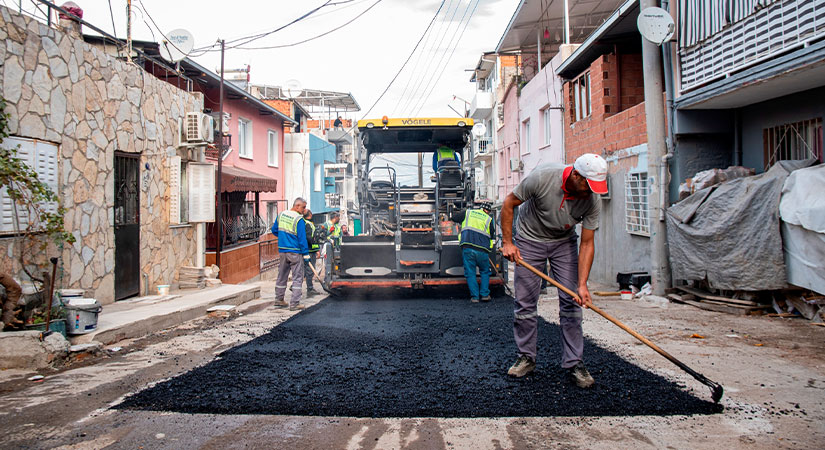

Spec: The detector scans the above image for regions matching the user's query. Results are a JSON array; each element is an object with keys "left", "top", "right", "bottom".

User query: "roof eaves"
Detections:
[
  {"left": 495, "top": 0, "right": 527, "bottom": 54},
  {"left": 183, "top": 58, "right": 297, "bottom": 125},
  {"left": 554, "top": 0, "right": 637, "bottom": 80}
]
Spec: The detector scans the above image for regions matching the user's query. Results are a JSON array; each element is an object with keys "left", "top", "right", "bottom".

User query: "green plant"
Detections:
[{"left": 0, "top": 96, "right": 75, "bottom": 281}]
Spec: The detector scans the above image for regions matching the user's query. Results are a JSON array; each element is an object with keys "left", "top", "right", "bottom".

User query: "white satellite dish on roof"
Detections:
[
  {"left": 637, "top": 7, "right": 675, "bottom": 46},
  {"left": 472, "top": 122, "right": 487, "bottom": 138},
  {"left": 283, "top": 79, "right": 303, "bottom": 99},
  {"left": 160, "top": 29, "right": 194, "bottom": 62}
]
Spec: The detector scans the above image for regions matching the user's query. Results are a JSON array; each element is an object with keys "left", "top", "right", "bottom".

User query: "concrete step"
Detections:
[{"left": 70, "top": 284, "right": 261, "bottom": 346}]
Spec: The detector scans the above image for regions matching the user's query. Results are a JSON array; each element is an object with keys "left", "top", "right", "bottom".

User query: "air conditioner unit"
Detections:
[
  {"left": 509, "top": 158, "right": 523, "bottom": 172},
  {"left": 209, "top": 112, "right": 231, "bottom": 135},
  {"left": 185, "top": 112, "right": 214, "bottom": 143}
]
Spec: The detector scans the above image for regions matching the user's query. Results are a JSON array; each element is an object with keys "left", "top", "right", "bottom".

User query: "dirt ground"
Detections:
[{"left": 0, "top": 283, "right": 823, "bottom": 449}]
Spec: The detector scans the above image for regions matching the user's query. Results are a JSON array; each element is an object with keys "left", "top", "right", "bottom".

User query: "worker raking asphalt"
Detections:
[{"left": 118, "top": 295, "right": 722, "bottom": 417}]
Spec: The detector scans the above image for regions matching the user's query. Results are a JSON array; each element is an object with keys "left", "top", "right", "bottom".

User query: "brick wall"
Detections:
[
  {"left": 205, "top": 242, "right": 261, "bottom": 285},
  {"left": 263, "top": 99, "right": 292, "bottom": 117},
  {"left": 563, "top": 52, "right": 649, "bottom": 163}
]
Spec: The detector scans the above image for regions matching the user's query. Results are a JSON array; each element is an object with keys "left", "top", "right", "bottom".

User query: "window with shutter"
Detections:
[
  {"left": 0, "top": 137, "right": 59, "bottom": 234},
  {"left": 188, "top": 162, "right": 216, "bottom": 223}
]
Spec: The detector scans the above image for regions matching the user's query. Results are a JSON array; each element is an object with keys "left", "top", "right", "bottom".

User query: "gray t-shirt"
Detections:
[{"left": 513, "top": 163, "right": 601, "bottom": 242}]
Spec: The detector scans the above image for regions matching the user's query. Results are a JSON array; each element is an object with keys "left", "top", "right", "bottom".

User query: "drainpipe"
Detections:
[
  {"left": 661, "top": 0, "right": 676, "bottom": 213},
  {"left": 641, "top": 0, "right": 672, "bottom": 295}
]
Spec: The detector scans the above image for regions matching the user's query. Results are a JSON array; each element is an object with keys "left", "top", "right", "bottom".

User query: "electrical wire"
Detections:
[
  {"left": 107, "top": 0, "right": 117, "bottom": 37},
  {"left": 349, "top": 0, "right": 446, "bottom": 126},
  {"left": 411, "top": 0, "right": 479, "bottom": 116},
  {"left": 232, "top": 0, "right": 383, "bottom": 51},
  {"left": 215, "top": 1, "right": 335, "bottom": 51},
  {"left": 396, "top": 0, "right": 461, "bottom": 116},
  {"left": 389, "top": 0, "right": 454, "bottom": 116}
]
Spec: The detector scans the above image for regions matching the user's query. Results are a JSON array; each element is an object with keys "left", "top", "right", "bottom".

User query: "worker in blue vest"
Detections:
[
  {"left": 303, "top": 209, "right": 321, "bottom": 296},
  {"left": 432, "top": 143, "right": 461, "bottom": 172},
  {"left": 271, "top": 198, "right": 309, "bottom": 311},
  {"left": 451, "top": 201, "right": 496, "bottom": 302}
]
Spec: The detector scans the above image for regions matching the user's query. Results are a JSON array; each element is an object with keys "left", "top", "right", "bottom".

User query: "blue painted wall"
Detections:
[{"left": 309, "top": 134, "right": 337, "bottom": 215}]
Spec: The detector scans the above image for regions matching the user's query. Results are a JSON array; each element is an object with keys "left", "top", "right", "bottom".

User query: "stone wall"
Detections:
[{"left": 0, "top": 6, "right": 203, "bottom": 304}]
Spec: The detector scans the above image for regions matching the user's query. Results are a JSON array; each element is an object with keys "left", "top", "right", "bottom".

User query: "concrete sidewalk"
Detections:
[{"left": 70, "top": 284, "right": 262, "bottom": 345}]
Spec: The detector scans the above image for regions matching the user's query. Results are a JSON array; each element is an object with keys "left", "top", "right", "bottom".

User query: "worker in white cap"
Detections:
[{"left": 499, "top": 153, "right": 608, "bottom": 387}]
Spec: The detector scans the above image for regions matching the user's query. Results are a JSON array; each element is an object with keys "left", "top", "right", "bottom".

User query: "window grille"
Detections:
[
  {"left": 625, "top": 172, "right": 650, "bottom": 236},
  {"left": 763, "top": 117, "right": 823, "bottom": 169}
]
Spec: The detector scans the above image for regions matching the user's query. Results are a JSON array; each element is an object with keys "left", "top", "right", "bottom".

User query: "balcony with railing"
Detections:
[
  {"left": 679, "top": 0, "right": 825, "bottom": 93},
  {"left": 473, "top": 136, "right": 493, "bottom": 160},
  {"left": 470, "top": 91, "right": 494, "bottom": 120}
]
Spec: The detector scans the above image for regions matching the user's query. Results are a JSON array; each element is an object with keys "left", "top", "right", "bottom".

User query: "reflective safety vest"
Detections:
[
  {"left": 307, "top": 221, "right": 320, "bottom": 253},
  {"left": 459, "top": 209, "right": 494, "bottom": 252},
  {"left": 277, "top": 210, "right": 303, "bottom": 252},
  {"left": 437, "top": 146, "right": 456, "bottom": 164},
  {"left": 325, "top": 221, "right": 341, "bottom": 238}
]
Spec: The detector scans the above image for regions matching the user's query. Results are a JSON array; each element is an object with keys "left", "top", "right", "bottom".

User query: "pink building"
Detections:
[
  {"left": 497, "top": 81, "right": 522, "bottom": 199},
  {"left": 517, "top": 53, "right": 565, "bottom": 171}
]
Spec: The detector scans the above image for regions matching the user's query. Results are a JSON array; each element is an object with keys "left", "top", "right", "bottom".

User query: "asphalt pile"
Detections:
[{"left": 118, "top": 295, "right": 722, "bottom": 417}]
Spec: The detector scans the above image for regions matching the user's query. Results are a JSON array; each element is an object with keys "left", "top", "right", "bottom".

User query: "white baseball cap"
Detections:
[{"left": 573, "top": 153, "right": 608, "bottom": 195}]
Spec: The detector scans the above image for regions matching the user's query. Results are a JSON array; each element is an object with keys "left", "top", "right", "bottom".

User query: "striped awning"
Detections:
[{"left": 679, "top": 0, "right": 778, "bottom": 48}]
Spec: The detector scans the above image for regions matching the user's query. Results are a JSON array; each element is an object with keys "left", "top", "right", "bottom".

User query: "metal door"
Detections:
[{"left": 114, "top": 152, "right": 140, "bottom": 300}]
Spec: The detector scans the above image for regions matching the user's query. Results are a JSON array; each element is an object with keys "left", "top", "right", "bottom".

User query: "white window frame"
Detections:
[
  {"left": 521, "top": 119, "right": 531, "bottom": 154},
  {"left": 238, "top": 117, "right": 252, "bottom": 159},
  {"left": 267, "top": 129, "right": 279, "bottom": 167},
  {"left": 625, "top": 172, "right": 650, "bottom": 237},
  {"left": 314, "top": 163, "right": 322, "bottom": 192},
  {"left": 542, "top": 107, "right": 552, "bottom": 146},
  {"left": 0, "top": 137, "right": 59, "bottom": 234},
  {"left": 572, "top": 72, "right": 591, "bottom": 122}
]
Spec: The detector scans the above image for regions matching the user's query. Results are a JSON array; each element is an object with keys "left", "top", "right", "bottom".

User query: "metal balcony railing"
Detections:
[
  {"left": 679, "top": 0, "right": 825, "bottom": 92},
  {"left": 206, "top": 213, "right": 268, "bottom": 250},
  {"left": 474, "top": 137, "right": 493, "bottom": 156}
]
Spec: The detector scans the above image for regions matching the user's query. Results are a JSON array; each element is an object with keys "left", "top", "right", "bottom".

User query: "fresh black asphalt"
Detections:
[{"left": 118, "top": 295, "right": 722, "bottom": 417}]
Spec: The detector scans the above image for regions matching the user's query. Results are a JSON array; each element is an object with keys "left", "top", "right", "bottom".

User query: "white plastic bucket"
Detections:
[
  {"left": 65, "top": 298, "right": 102, "bottom": 335},
  {"left": 157, "top": 285, "right": 170, "bottom": 296}
]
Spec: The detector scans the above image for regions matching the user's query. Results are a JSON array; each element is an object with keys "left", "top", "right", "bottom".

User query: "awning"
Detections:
[{"left": 219, "top": 165, "right": 277, "bottom": 193}]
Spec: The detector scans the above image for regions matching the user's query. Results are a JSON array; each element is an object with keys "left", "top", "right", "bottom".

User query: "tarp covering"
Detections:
[
  {"left": 780, "top": 164, "right": 825, "bottom": 295},
  {"left": 666, "top": 160, "right": 815, "bottom": 291}
]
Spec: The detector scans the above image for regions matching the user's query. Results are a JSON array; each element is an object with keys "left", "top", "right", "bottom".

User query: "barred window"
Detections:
[
  {"left": 625, "top": 172, "right": 649, "bottom": 236},
  {"left": 763, "top": 118, "right": 823, "bottom": 170}
]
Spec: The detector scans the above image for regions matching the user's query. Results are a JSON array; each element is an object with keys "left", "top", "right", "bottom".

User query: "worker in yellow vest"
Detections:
[
  {"left": 432, "top": 143, "right": 461, "bottom": 172},
  {"left": 271, "top": 198, "right": 309, "bottom": 311},
  {"left": 323, "top": 212, "right": 342, "bottom": 247},
  {"left": 303, "top": 209, "right": 321, "bottom": 295},
  {"left": 451, "top": 201, "right": 495, "bottom": 302}
]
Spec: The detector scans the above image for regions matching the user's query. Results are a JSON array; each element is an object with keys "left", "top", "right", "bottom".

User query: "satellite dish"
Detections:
[
  {"left": 160, "top": 29, "right": 194, "bottom": 62},
  {"left": 637, "top": 7, "right": 675, "bottom": 46},
  {"left": 283, "top": 79, "right": 303, "bottom": 99},
  {"left": 472, "top": 122, "right": 487, "bottom": 138}
]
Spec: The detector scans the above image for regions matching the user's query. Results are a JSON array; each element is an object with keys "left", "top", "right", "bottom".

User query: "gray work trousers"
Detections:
[
  {"left": 513, "top": 235, "right": 583, "bottom": 368},
  {"left": 275, "top": 252, "right": 304, "bottom": 307}
]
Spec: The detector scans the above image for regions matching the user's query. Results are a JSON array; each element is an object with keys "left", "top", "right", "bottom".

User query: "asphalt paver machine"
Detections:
[{"left": 322, "top": 117, "right": 507, "bottom": 295}]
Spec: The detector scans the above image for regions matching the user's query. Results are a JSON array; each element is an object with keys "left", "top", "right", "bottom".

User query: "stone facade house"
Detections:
[{"left": 0, "top": 6, "right": 204, "bottom": 303}]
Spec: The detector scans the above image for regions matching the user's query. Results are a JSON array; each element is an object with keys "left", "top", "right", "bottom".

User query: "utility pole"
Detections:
[
  {"left": 216, "top": 39, "right": 225, "bottom": 275},
  {"left": 640, "top": 0, "right": 671, "bottom": 295},
  {"left": 125, "top": 0, "right": 132, "bottom": 63}
]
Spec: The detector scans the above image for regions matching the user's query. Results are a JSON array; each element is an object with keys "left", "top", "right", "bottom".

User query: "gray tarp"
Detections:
[
  {"left": 666, "top": 160, "right": 815, "bottom": 291},
  {"left": 779, "top": 164, "right": 825, "bottom": 295}
]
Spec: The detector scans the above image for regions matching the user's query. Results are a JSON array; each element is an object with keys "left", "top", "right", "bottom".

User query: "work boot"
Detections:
[
  {"left": 274, "top": 298, "right": 288, "bottom": 307},
  {"left": 507, "top": 354, "right": 536, "bottom": 378},
  {"left": 568, "top": 362, "right": 595, "bottom": 388},
  {"left": 470, "top": 297, "right": 480, "bottom": 303},
  {"left": 288, "top": 304, "right": 306, "bottom": 311},
  {"left": 306, "top": 288, "right": 317, "bottom": 296},
  {"left": 481, "top": 295, "right": 491, "bottom": 302}
]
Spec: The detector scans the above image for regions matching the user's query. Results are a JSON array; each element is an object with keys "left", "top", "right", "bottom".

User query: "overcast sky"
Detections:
[{"left": 18, "top": 0, "right": 521, "bottom": 120}]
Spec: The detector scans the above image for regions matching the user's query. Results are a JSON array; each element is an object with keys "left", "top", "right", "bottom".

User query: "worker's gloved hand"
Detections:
[{"left": 303, "top": 255, "right": 310, "bottom": 261}]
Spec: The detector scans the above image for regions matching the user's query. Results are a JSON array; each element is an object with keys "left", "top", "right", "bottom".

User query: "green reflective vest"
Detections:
[
  {"left": 278, "top": 210, "right": 301, "bottom": 236},
  {"left": 437, "top": 146, "right": 456, "bottom": 163},
  {"left": 459, "top": 209, "right": 494, "bottom": 251},
  {"left": 307, "top": 221, "right": 320, "bottom": 252}
]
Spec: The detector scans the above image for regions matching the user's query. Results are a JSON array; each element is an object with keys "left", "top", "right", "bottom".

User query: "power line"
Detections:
[
  {"left": 220, "top": 1, "right": 335, "bottom": 50},
  {"left": 233, "top": 0, "right": 383, "bottom": 51},
  {"left": 107, "top": 0, "right": 117, "bottom": 37},
  {"left": 352, "top": 0, "right": 446, "bottom": 125},
  {"left": 389, "top": 0, "right": 454, "bottom": 116},
  {"left": 410, "top": 0, "right": 478, "bottom": 116},
  {"left": 396, "top": 0, "right": 461, "bottom": 116}
]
